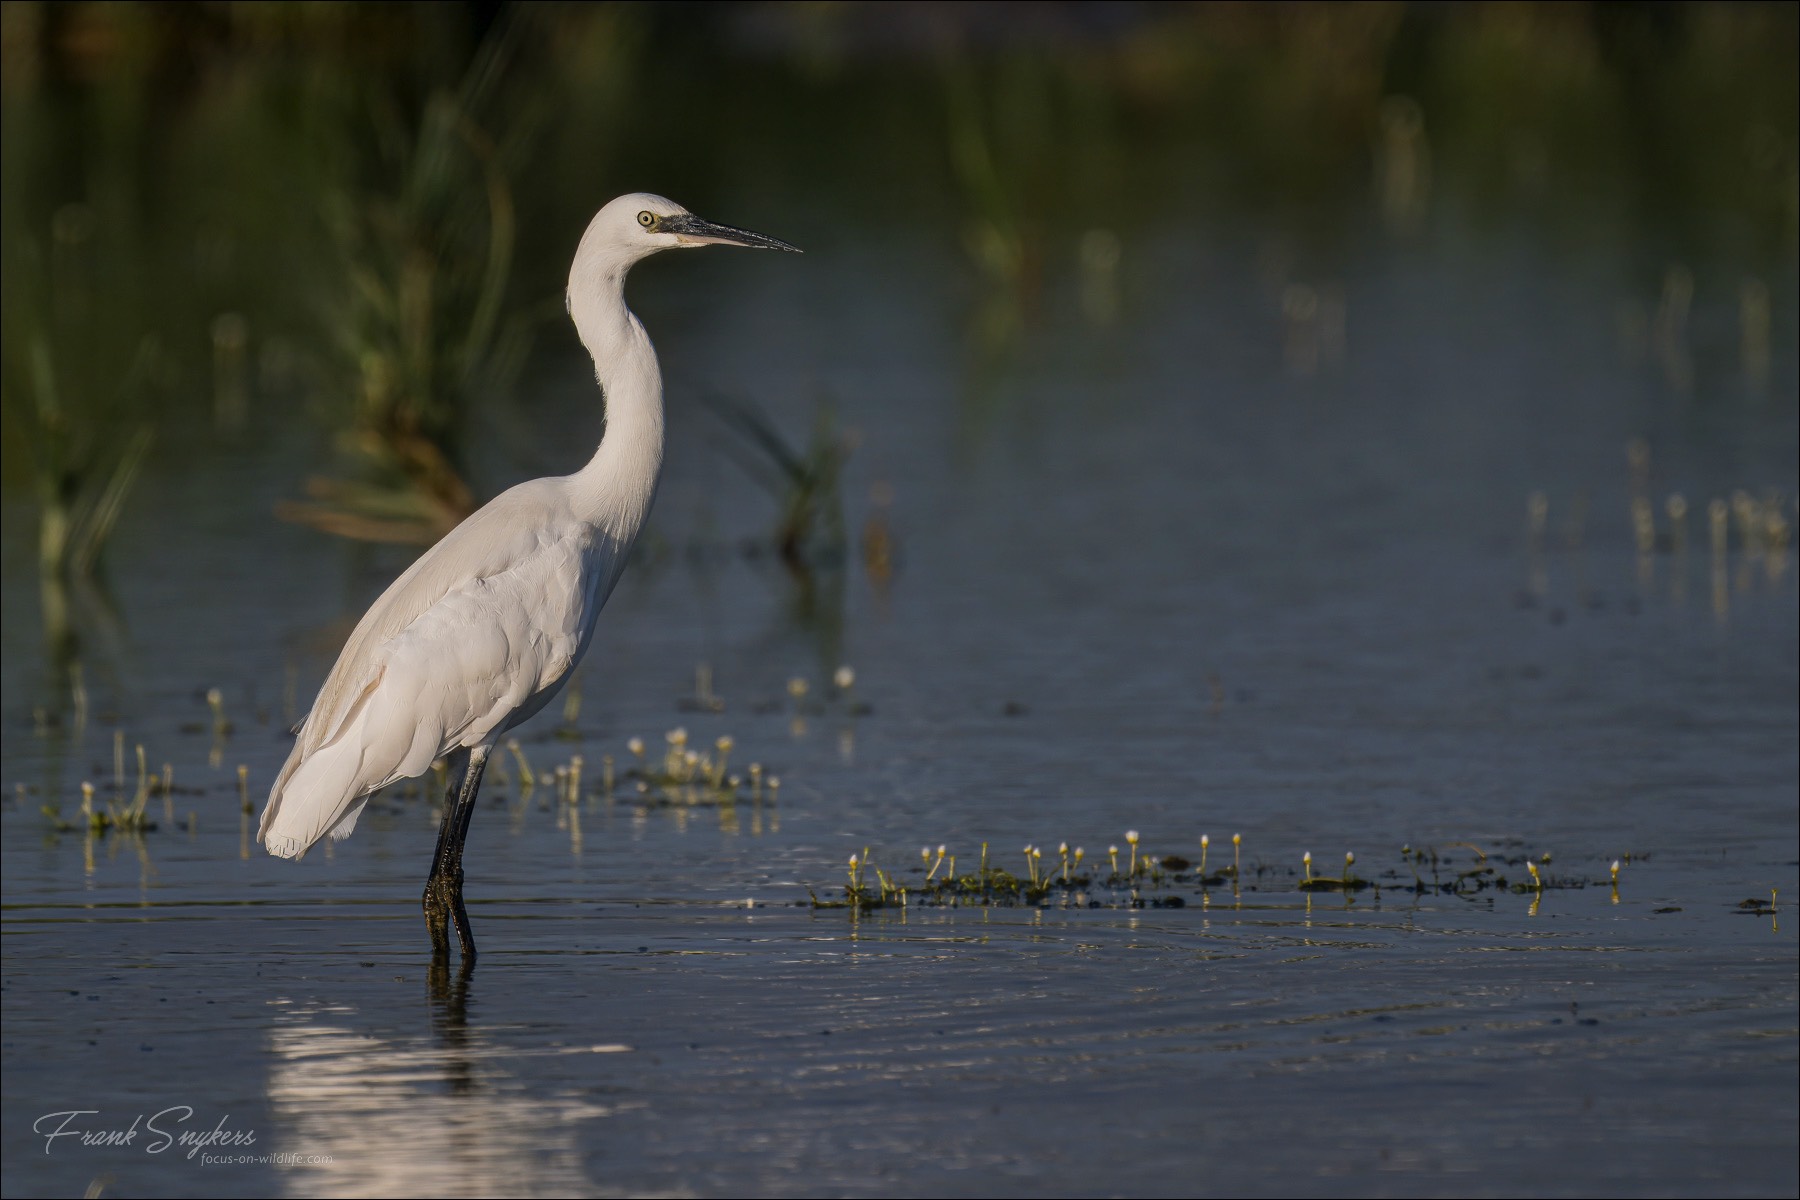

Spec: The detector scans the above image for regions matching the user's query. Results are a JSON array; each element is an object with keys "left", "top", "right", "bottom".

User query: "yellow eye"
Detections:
[{"left": 637, "top": 211, "right": 657, "bottom": 229}]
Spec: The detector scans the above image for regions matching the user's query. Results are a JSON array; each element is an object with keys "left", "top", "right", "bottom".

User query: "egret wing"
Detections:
[{"left": 259, "top": 481, "right": 600, "bottom": 857}]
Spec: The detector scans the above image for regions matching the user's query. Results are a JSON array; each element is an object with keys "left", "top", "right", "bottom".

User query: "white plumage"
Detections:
[
  {"left": 258, "top": 193, "right": 799, "bottom": 953},
  {"left": 259, "top": 482, "right": 619, "bottom": 857}
]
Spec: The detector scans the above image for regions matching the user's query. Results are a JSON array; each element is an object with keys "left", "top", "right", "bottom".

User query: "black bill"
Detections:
[{"left": 660, "top": 212, "right": 801, "bottom": 253}]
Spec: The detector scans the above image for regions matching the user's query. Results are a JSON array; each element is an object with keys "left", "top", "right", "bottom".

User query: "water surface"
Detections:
[{"left": 3, "top": 10, "right": 1797, "bottom": 1196}]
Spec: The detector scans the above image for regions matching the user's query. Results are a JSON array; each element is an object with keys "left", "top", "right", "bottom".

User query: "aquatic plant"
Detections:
[
  {"left": 49, "top": 778, "right": 156, "bottom": 837},
  {"left": 700, "top": 392, "right": 851, "bottom": 574},
  {"left": 485, "top": 731, "right": 782, "bottom": 814},
  {"left": 558, "top": 675, "right": 583, "bottom": 735},
  {"left": 279, "top": 25, "right": 540, "bottom": 545},
  {"left": 505, "top": 738, "right": 535, "bottom": 790},
  {"left": 679, "top": 664, "right": 726, "bottom": 714},
  {"left": 0, "top": 205, "right": 160, "bottom": 662},
  {"left": 807, "top": 836, "right": 1647, "bottom": 912},
  {"left": 1299, "top": 850, "right": 1370, "bottom": 893},
  {"left": 709, "top": 737, "right": 733, "bottom": 787}
]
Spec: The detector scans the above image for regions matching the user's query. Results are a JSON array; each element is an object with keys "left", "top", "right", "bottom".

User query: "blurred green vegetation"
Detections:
[
  {"left": 274, "top": 23, "right": 542, "bottom": 544},
  {"left": 0, "top": 1, "right": 1793, "bottom": 640}
]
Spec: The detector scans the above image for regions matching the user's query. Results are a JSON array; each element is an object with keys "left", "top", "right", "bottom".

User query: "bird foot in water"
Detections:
[{"left": 422, "top": 870, "right": 476, "bottom": 963}]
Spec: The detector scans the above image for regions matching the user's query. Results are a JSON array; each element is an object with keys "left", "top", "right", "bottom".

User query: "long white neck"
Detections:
[{"left": 566, "top": 259, "right": 664, "bottom": 541}]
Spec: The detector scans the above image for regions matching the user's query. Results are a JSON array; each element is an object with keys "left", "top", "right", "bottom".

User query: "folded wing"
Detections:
[{"left": 261, "top": 488, "right": 597, "bottom": 860}]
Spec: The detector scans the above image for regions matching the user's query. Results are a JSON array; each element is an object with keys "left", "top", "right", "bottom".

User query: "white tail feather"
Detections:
[
  {"left": 259, "top": 659, "right": 459, "bottom": 860},
  {"left": 260, "top": 733, "right": 372, "bottom": 859}
]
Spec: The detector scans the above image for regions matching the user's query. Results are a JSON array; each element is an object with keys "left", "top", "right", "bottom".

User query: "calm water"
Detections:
[{"left": 4, "top": 160, "right": 1797, "bottom": 1197}]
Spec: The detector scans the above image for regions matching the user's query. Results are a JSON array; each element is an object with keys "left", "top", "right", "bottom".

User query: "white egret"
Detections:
[{"left": 258, "top": 193, "right": 799, "bottom": 960}]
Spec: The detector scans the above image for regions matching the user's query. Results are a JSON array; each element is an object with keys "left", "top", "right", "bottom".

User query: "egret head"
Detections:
[{"left": 576, "top": 193, "right": 800, "bottom": 276}]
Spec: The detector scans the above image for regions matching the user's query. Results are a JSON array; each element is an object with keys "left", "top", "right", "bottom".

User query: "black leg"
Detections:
[
  {"left": 429, "top": 749, "right": 473, "bottom": 874},
  {"left": 445, "top": 744, "right": 489, "bottom": 959},
  {"left": 423, "top": 749, "right": 470, "bottom": 958},
  {"left": 424, "top": 745, "right": 489, "bottom": 962}
]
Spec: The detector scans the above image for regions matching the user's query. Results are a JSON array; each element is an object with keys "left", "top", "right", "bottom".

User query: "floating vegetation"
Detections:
[
  {"left": 755, "top": 666, "right": 871, "bottom": 720},
  {"left": 41, "top": 760, "right": 198, "bottom": 834},
  {"left": 43, "top": 779, "right": 156, "bottom": 837},
  {"left": 603, "top": 728, "right": 774, "bottom": 808},
  {"left": 811, "top": 833, "right": 1226, "bottom": 911},
  {"left": 467, "top": 730, "right": 780, "bottom": 817},
  {"left": 1299, "top": 850, "right": 1370, "bottom": 893},
  {"left": 809, "top": 836, "right": 1645, "bottom": 912},
  {"left": 1736, "top": 890, "right": 1779, "bottom": 916}
]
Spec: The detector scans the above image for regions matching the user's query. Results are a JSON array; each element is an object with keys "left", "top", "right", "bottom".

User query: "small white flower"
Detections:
[{"left": 833, "top": 665, "right": 855, "bottom": 690}]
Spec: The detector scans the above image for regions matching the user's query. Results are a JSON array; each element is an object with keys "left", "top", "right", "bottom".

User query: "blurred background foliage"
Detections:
[{"left": 0, "top": 1, "right": 1794, "bottom": 611}]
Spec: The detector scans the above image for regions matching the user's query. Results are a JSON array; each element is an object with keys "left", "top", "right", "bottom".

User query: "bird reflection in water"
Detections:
[{"left": 263, "top": 968, "right": 628, "bottom": 1196}]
